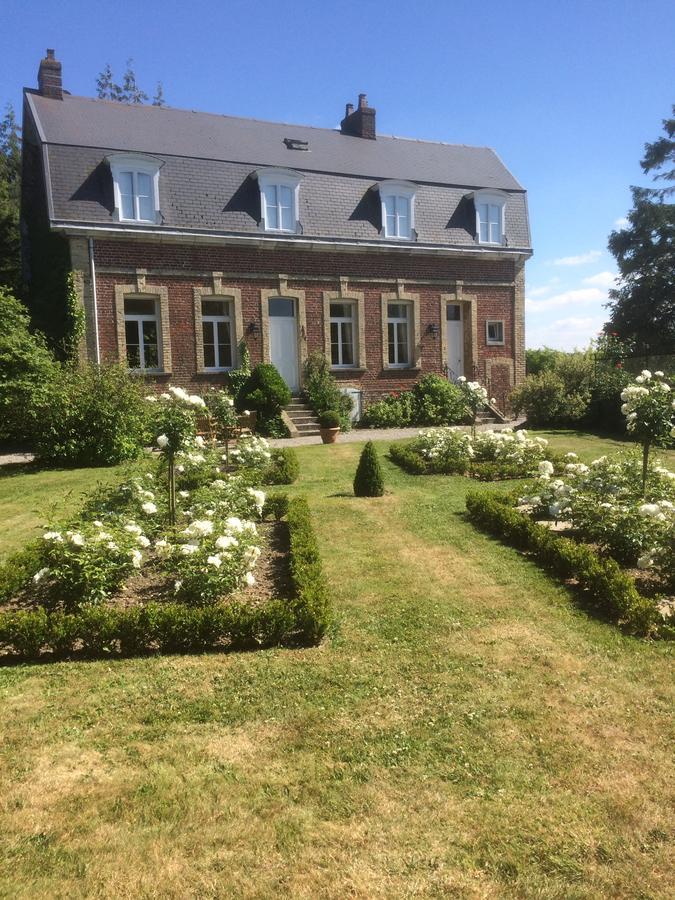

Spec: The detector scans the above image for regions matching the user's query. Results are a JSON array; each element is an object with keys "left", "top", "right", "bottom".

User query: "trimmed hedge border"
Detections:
[
  {"left": 389, "top": 443, "right": 536, "bottom": 481},
  {"left": 0, "top": 495, "right": 331, "bottom": 661},
  {"left": 465, "top": 490, "right": 662, "bottom": 638}
]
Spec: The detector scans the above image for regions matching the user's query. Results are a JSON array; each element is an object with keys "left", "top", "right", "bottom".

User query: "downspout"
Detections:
[{"left": 88, "top": 237, "right": 101, "bottom": 365}]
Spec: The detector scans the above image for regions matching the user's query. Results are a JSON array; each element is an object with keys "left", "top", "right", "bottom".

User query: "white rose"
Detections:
[
  {"left": 141, "top": 501, "right": 158, "bottom": 515},
  {"left": 207, "top": 555, "right": 222, "bottom": 568},
  {"left": 157, "top": 434, "right": 169, "bottom": 449}
]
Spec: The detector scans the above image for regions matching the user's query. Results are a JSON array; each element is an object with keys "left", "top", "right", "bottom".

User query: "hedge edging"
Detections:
[
  {"left": 389, "top": 443, "right": 537, "bottom": 481},
  {"left": 465, "top": 490, "right": 662, "bottom": 638},
  {"left": 0, "top": 495, "right": 331, "bottom": 661}
]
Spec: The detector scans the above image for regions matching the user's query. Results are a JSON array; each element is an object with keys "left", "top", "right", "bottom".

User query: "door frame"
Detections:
[
  {"left": 260, "top": 282, "right": 307, "bottom": 390},
  {"left": 445, "top": 301, "right": 464, "bottom": 381},
  {"left": 440, "top": 291, "right": 478, "bottom": 381}
]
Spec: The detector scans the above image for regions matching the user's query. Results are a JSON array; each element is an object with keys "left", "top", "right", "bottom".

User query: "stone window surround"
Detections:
[
  {"left": 323, "top": 278, "right": 366, "bottom": 370},
  {"left": 381, "top": 282, "right": 421, "bottom": 370},
  {"left": 193, "top": 274, "right": 244, "bottom": 373},
  {"left": 114, "top": 272, "right": 172, "bottom": 373},
  {"left": 486, "top": 318, "right": 506, "bottom": 346},
  {"left": 260, "top": 275, "right": 307, "bottom": 382}
]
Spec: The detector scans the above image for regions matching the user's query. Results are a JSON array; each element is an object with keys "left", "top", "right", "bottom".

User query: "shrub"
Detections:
[
  {"left": 465, "top": 490, "right": 660, "bottom": 637},
  {"left": 237, "top": 363, "right": 291, "bottom": 436},
  {"left": 361, "top": 392, "right": 415, "bottom": 428},
  {"left": 302, "top": 352, "right": 353, "bottom": 431},
  {"left": 510, "top": 370, "right": 588, "bottom": 426},
  {"left": 227, "top": 339, "right": 252, "bottom": 402},
  {"left": 411, "top": 375, "right": 469, "bottom": 426},
  {"left": 285, "top": 496, "right": 331, "bottom": 643},
  {"left": 0, "top": 543, "right": 44, "bottom": 604},
  {"left": 585, "top": 365, "right": 632, "bottom": 431},
  {"left": 33, "top": 363, "right": 148, "bottom": 466},
  {"left": 263, "top": 448, "right": 299, "bottom": 484},
  {"left": 0, "top": 287, "right": 58, "bottom": 447},
  {"left": 318, "top": 410, "right": 341, "bottom": 428},
  {"left": 354, "top": 441, "right": 384, "bottom": 497}
]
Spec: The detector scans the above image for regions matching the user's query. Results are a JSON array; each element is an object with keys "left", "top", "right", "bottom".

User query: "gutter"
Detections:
[
  {"left": 88, "top": 237, "right": 100, "bottom": 364},
  {"left": 51, "top": 222, "right": 533, "bottom": 259}
]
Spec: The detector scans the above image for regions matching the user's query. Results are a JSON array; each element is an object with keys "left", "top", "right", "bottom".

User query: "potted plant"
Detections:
[{"left": 318, "top": 410, "right": 341, "bottom": 444}]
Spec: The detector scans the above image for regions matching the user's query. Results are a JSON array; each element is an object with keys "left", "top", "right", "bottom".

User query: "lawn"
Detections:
[{"left": 0, "top": 432, "right": 673, "bottom": 898}]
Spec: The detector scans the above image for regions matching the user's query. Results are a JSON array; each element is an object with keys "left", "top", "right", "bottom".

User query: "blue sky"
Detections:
[{"left": 2, "top": 0, "right": 674, "bottom": 349}]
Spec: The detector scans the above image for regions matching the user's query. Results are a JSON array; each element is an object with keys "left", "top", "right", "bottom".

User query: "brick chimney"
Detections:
[
  {"left": 38, "top": 49, "right": 63, "bottom": 100},
  {"left": 340, "top": 93, "right": 376, "bottom": 139}
]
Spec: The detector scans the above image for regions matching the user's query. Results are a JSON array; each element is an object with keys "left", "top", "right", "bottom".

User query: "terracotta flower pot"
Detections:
[{"left": 320, "top": 427, "right": 340, "bottom": 444}]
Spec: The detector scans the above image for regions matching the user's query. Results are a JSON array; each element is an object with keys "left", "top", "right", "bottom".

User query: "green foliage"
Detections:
[
  {"left": 525, "top": 347, "right": 567, "bottom": 375},
  {"left": 34, "top": 364, "right": 148, "bottom": 466},
  {"left": 237, "top": 363, "right": 291, "bottom": 435},
  {"left": 263, "top": 448, "right": 300, "bottom": 484},
  {"left": 285, "top": 496, "right": 332, "bottom": 643},
  {"left": 227, "top": 340, "right": 252, "bottom": 401},
  {"left": 0, "top": 104, "right": 21, "bottom": 293},
  {"left": 203, "top": 388, "right": 237, "bottom": 438},
  {"left": 302, "top": 352, "right": 352, "bottom": 431},
  {"left": 96, "top": 59, "right": 163, "bottom": 104},
  {"left": 362, "top": 376, "right": 470, "bottom": 429},
  {"left": 0, "top": 287, "right": 58, "bottom": 446},
  {"left": 0, "top": 543, "right": 43, "bottom": 604},
  {"left": 510, "top": 370, "right": 589, "bottom": 426},
  {"left": 353, "top": 441, "right": 384, "bottom": 497},
  {"left": 318, "top": 410, "right": 341, "bottom": 428},
  {"left": 465, "top": 491, "right": 660, "bottom": 637},
  {"left": 607, "top": 105, "right": 675, "bottom": 350},
  {"left": 62, "top": 272, "right": 86, "bottom": 364},
  {"left": 360, "top": 391, "right": 415, "bottom": 428},
  {"left": 585, "top": 364, "right": 632, "bottom": 431}
]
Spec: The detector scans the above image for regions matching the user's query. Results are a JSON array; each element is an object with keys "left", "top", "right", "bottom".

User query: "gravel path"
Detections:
[
  {"left": 0, "top": 452, "right": 35, "bottom": 467},
  {"left": 269, "top": 421, "right": 522, "bottom": 448}
]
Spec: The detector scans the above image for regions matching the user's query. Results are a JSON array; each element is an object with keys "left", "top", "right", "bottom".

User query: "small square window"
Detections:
[{"left": 486, "top": 320, "right": 505, "bottom": 345}]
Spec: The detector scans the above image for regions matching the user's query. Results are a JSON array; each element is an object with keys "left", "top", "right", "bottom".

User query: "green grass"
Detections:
[{"left": 0, "top": 433, "right": 673, "bottom": 898}]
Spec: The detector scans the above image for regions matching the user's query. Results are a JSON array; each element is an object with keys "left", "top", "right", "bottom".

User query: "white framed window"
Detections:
[
  {"left": 330, "top": 302, "right": 356, "bottom": 367},
  {"left": 379, "top": 180, "right": 416, "bottom": 240},
  {"left": 486, "top": 320, "right": 505, "bottom": 345},
  {"left": 201, "top": 299, "right": 234, "bottom": 370},
  {"left": 387, "top": 302, "right": 412, "bottom": 367},
  {"left": 124, "top": 297, "right": 161, "bottom": 371},
  {"left": 472, "top": 190, "right": 507, "bottom": 245},
  {"left": 255, "top": 168, "right": 302, "bottom": 233},
  {"left": 108, "top": 154, "right": 161, "bottom": 223}
]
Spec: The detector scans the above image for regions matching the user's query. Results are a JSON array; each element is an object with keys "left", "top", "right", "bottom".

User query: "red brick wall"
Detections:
[{"left": 92, "top": 238, "right": 518, "bottom": 402}]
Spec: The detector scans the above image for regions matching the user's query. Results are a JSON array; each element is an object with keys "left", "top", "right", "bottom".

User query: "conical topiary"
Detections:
[{"left": 353, "top": 441, "right": 384, "bottom": 497}]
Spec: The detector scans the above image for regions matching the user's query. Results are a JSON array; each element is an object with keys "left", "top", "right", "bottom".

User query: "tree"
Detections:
[
  {"left": 606, "top": 106, "right": 675, "bottom": 352},
  {"left": 96, "top": 59, "right": 164, "bottom": 105},
  {"left": 0, "top": 104, "right": 21, "bottom": 293},
  {"left": 353, "top": 441, "right": 384, "bottom": 497}
]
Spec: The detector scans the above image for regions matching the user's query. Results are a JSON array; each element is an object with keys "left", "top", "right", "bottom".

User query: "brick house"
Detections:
[{"left": 21, "top": 50, "right": 531, "bottom": 414}]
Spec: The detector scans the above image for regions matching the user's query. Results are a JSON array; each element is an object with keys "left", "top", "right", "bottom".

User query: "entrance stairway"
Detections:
[
  {"left": 285, "top": 396, "right": 321, "bottom": 437},
  {"left": 475, "top": 407, "right": 501, "bottom": 427}
]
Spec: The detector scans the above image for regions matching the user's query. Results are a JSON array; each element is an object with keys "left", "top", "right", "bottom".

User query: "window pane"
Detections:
[
  {"left": 397, "top": 196, "right": 410, "bottom": 238},
  {"left": 142, "top": 320, "right": 159, "bottom": 368},
  {"left": 480, "top": 221, "right": 489, "bottom": 242},
  {"left": 217, "top": 321, "right": 232, "bottom": 367},
  {"left": 330, "top": 302, "right": 352, "bottom": 320},
  {"left": 269, "top": 297, "right": 294, "bottom": 317},
  {"left": 487, "top": 321, "right": 503, "bottom": 343},
  {"left": 125, "top": 320, "right": 141, "bottom": 368},
  {"left": 203, "top": 322, "right": 215, "bottom": 368},
  {"left": 119, "top": 171, "right": 135, "bottom": 219},
  {"left": 279, "top": 185, "right": 294, "bottom": 231},
  {"left": 341, "top": 321, "right": 354, "bottom": 366},
  {"left": 489, "top": 204, "right": 500, "bottom": 225},
  {"left": 125, "top": 298, "right": 156, "bottom": 316},
  {"left": 201, "top": 299, "right": 228, "bottom": 317},
  {"left": 263, "top": 184, "right": 278, "bottom": 229},
  {"left": 136, "top": 172, "right": 153, "bottom": 221},
  {"left": 330, "top": 322, "right": 340, "bottom": 366},
  {"left": 446, "top": 304, "right": 461, "bottom": 321},
  {"left": 397, "top": 323, "right": 409, "bottom": 365},
  {"left": 388, "top": 322, "right": 396, "bottom": 365},
  {"left": 388, "top": 303, "right": 408, "bottom": 321}
]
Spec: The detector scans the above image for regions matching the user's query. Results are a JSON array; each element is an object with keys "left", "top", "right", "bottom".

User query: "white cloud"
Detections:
[
  {"left": 552, "top": 250, "right": 602, "bottom": 267},
  {"left": 525, "top": 287, "right": 606, "bottom": 312},
  {"left": 614, "top": 216, "right": 629, "bottom": 228},
  {"left": 526, "top": 315, "right": 606, "bottom": 351},
  {"left": 582, "top": 271, "right": 617, "bottom": 289}
]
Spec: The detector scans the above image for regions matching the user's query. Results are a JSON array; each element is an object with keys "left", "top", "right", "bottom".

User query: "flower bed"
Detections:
[
  {"left": 390, "top": 428, "right": 557, "bottom": 480},
  {"left": 0, "top": 415, "right": 325, "bottom": 660}
]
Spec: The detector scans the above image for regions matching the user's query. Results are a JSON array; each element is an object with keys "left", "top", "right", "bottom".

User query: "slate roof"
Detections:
[{"left": 26, "top": 91, "right": 531, "bottom": 251}]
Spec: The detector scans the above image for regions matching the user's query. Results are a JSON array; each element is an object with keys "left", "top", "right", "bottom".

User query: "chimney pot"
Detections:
[
  {"left": 358, "top": 93, "right": 367, "bottom": 109},
  {"left": 340, "top": 94, "right": 376, "bottom": 140},
  {"left": 38, "top": 48, "right": 63, "bottom": 100},
  {"left": 345, "top": 103, "right": 354, "bottom": 116}
]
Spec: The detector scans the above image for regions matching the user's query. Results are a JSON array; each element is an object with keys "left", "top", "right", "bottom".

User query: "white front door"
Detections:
[
  {"left": 269, "top": 297, "right": 299, "bottom": 392},
  {"left": 446, "top": 303, "right": 463, "bottom": 381}
]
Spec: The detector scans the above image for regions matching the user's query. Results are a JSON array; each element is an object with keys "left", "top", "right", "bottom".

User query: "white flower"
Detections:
[
  {"left": 174, "top": 580, "right": 183, "bottom": 592},
  {"left": 137, "top": 535, "right": 151, "bottom": 548},
  {"left": 641, "top": 369, "right": 652, "bottom": 379},
  {"left": 490, "top": 397, "right": 497, "bottom": 405},
  {"left": 169, "top": 386, "right": 190, "bottom": 401},
  {"left": 141, "top": 501, "right": 158, "bottom": 515},
  {"left": 93, "top": 520, "right": 103, "bottom": 527},
  {"left": 107, "top": 541, "right": 118, "bottom": 551},
  {"left": 185, "top": 519, "right": 213, "bottom": 536},
  {"left": 207, "top": 555, "right": 222, "bottom": 568},
  {"left": 180, "top": 543, "right": 199, "bottom": 555},
  {"left": 33, "top": 567, "right": 49, "bottom": 583},
  {"left": 129, "top": 549, "right": 143, "bottom": 568},
  {"left": 43, "top": 531, "right": 62, "bottom": 542},
  {"left": 457, "top": 376, "right": 466, "bottom": 383},
  {"left": 225, "top": 516, "right": 244, "bottom": 533},
  {"left": 68, "top": 532, "right": 85, "bottom": 547},
  {"left": 564, "top": 452, "right": 578, "bottom": 460},
  {"left": 178, "top": 490, "right": 190, "bottom": 499},
  {"left": 638, "top": 503, "right": 660, "bottom": 518},
  {"left": 244, "top": 571, "right": 256, "bottom": 587},
  {"left": 189, "top": 394, "right": 206, "bottom": 407},
  {"left": 145, "top": 394, "right": 158, "bottom": 402},
  {"left": 637, "top": 553, "right": 654, "bottom": 570},
  {"left": 125, "top": 523, "right": 142, "bottom": 535},
  {"left": 157, "top": 434, "right": 169, "bottom": 449},
  {"left": 538, "top": 461, "right": 554, "bottom": 476},
  {"left": 215, "top": 535, "right": 238, "bottom": 550},
  {"left": 242, "top": 409, "right": 251, "bottom": 416},
  {"left": 194, "top": 436, "right": 206, "bottom": 448},
  {"left": 248, "top": 488, "right": 266, "bottom": 509}
]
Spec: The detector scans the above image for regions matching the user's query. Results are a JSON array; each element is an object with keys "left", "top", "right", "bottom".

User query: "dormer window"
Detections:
[
  {"left": 379, "top": 181, "right": 416, "bottom": 240},
  {"left": 472, "top": 190, "right": 508, "bottom": 245},
  {"left": 107, "top": 154, "right": 161, "bottom": 224},
  {"left": 255, "top": 168, "right": 302, "bottom": 233}
]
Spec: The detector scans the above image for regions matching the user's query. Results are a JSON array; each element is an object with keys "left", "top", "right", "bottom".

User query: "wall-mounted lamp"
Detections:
[
  {"left": 246, "top": 321, "right": 260, "bottom": 335},
  {"left": 426, "top": 323, "right": 439, "bottom": 337}
]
